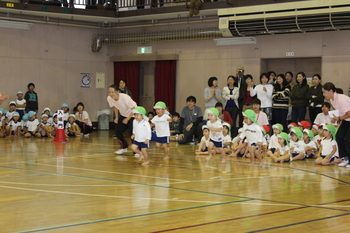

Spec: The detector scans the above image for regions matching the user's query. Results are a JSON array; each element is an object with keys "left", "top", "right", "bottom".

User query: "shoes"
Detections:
[
  {"left": 112, "top": 135, "right": 117, "bottom": 139},
  {"left": 338, "top": 160, "right": 349, "bottom": 167},
  {"left": 114, "top": 148, "right": 127, "bottom": 154},
  {"left": 346, "top": 164, "right": 350, "bottom": 168},
  {"left": 134, "top": 153, "right": 140, "bottom": 158},
  {"left": 84, "top": 134, "right": 89, "bottom": 137}
]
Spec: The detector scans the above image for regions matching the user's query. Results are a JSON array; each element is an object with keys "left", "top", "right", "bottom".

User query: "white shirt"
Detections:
[
  {"left": 107, "top": 94, "right": 137, "bottom": 118},
  {"left": 240, "top": 123, "right": 264, "bottom": 144},
  {"left": 16, "top": 99, "right": 26, "bottom": 111},
  {"left": 25, "top": 119, "right": 39, "bottom": 132},
  {"left": 200, "top": 136, "right": 210, "bottom": 147},
  {"left": 255, "top": 111, "right": 269, "bottom": 126},
  {"left": 65, "top": 122, "right": 77, "bottom": 132},
  {"left": 63, "top": 112, "right": 69, "bottom": 121},
  {"left": 6, "top": 111, "right": 15, "bottom": 121},
  {"left": 250, "top": 84, "right": 274, "bottom": 108},
  {"left": 207, "top": 119, "right": 224, "bottom": 142},
  {"left": 133, "top": 118, "right": 151, "bottom": 142},
  {"left": 280, "top": 145, "right": 290, "bottom": 155},
  {"left": 303, "top": 140, "right": 317, "bottom": 151},
  {"left": 313, "top": 135, "right": 322, "bottom": 149},
  {"left": 314, "top": 113, "right": 337, "bottom": 126},
  {"left": 223, "top": 134, "right": 231, "bottom": 147},
  {"left": 9, "top": 120, "right": 23, "bottom": 131},
  {"left": 222, "top": 86, "right": 239, "bottom": 108},
  {"left": 151, "top": 114, "right": 171, "bottom": 137},
  {"left": 290, "top": 140, "right": 305, "bottom": 154},
  {"left": 321, "top": 138, "right": 339, "bottom": 157},
  {"left": 75, "top": 111, "right": 92, "bottom": 126}
]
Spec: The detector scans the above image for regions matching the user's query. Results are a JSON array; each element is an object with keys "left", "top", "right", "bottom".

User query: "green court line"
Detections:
[{"left": 14, "top": 199, "right": 248, "bottom": 233}]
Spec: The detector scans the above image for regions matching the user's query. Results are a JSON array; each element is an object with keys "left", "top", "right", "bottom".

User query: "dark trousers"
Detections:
[
  {"left": 225, "top": 106, "right": 239, "bottom": 136},
  {"left": 114, "top": 116, "right": 133, "bottom": 149},
  {"left": 336, "top": 120, "right": 350, "bottom": 159},
  {"left": 178, "top": 123, "right": 201, "bottom": 144},
  {"left": 309, "top": 106, "right": 322, "bottom": 124},
  {"left": 291, "top": 105, "right": 307, "bottom": 123},
  {"left": 238, "top": 100, "right": 244, "bottom": 128},
  {"left": 76, "top": 121, "right": 93, "bottom": 134},
  {"left": 273, "top": 108, "right": 288, "bottom": 132}
]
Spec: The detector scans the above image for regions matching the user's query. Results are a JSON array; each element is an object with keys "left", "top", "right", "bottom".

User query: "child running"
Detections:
[
  {"left": 131, "top": 106, "right": 151, "bottom": 165},
  {"left": 151, "top": 101, "right": 172, "bottom": 160}
]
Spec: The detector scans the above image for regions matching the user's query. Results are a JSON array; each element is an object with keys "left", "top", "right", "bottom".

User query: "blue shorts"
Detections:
[
  {"left": 269, "top": 148, "right": 276, "bottom": 153},
  {"left": 210, "top": 139, "right": 223, "bottom": 148},
  {"left": 291, "top": 152, "right": 299, "bottom": 157},
  {"left": 203, "top": 147, "right": 208, "bottom": 152},
  {"left": 156, "top": 136, "right": 169, "bottom": 144},
  {"left": 250, "top": 143, "right": 259, "bottom": 150},
  {"left": 133, "top": 140, "right": 149, "bottom": 149},
  {"left": 321, "top": 155, "right": 338, "bottom": 162},
  {"left": 305, "top": 154, "right": 315, "bottom": 159},
  {"left": 237, "top": 152, "right": 244, "bottom": 157}
]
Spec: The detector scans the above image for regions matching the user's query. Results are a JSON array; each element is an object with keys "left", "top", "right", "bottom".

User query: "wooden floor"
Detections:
[{"left": 1, "top": 131, "right": 350, "bottom": 233}]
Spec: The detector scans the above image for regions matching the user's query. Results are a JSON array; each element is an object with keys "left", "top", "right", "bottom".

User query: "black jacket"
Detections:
[{"left": 306, "top": 84, "right": 324, "bottom": 107}]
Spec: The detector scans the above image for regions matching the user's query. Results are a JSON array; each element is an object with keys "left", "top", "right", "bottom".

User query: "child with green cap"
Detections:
[
  {"left": 288, "top": 127, "right": 306, "bottom": 161},
  {"left": 131, "top": 106, "right": 152, "bottom": 165},
  {"left": 270, "top": 132, "right": 290, "bottom": 163},
  {"left": 302, "top": 129, "right": 317, "bottom": 159},
  {"left": 151, "top": 101, "right": 172, "bottom": 160},
  {"left": 315, "top": 124, "right": 341, "bottom": 165},
  {"left": 205, "top": 108, "right": 227, "bottom": 164},
  {"left": 236, "top": 109, "right": 264, "bottom": 166}
]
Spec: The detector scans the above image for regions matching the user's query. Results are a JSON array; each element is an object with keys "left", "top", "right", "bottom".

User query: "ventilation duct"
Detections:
[
  {"left": 91, "top": 27, "right": 222, "bottom": 52},
  {"left": 218, "top": 0, "right": 350, "bottom": 37}
]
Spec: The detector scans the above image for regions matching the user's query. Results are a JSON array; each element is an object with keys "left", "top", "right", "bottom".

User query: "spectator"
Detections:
[
  {"left": 290, "top": 72, "right": 309, "bottom": 123},
  {"left": 215, "top": 102, "right": 233, "bottom": 126},
  {"left": 240, "top": 74, "right": 256, "bottom": 112},
  {"left": 234, "top": 66, "right": 247, "bottom": 127},
  {"left": 306, "top": 74, "right": 324, "bottom": 123},
  {"left": 272, "top": 74, "right": 291, "bottom": 131},
  {"left": 222, "top": 75, "right": 239, "bottom": 135}
]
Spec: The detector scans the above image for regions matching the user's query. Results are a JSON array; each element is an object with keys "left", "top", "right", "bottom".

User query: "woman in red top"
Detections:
[
  {"left": 240, "top": 75, "right": 256, "bottom": 112},
  {"left": 215, "top": 102, "right": 233, "bottom": 127}
]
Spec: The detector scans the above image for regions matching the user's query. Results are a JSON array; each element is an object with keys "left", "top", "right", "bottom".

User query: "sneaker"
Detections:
[
  {"left": 114, "top": 148, "right": 127, "bottom": 154},
  {"left": 338, "top": 160, "right": 349, "bottom": 167},
  {"left": 112, "top": 135, "right": 117, "bottom": 139},
  {"left": 346, "top": 164, "right": 350, "bottom": 168},
  {"left": 134, "top": 153, "right": 140, "bottom": 158},
  {"left": 84, "top": 134, "right": 89, "bottom": 137}
]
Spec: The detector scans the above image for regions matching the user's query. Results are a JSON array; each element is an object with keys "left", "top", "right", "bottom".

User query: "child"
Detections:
[
  {"left": 288, "top": 127, "right": 306, "bottom": 161},
  {"left": 230, "top": 128, "right": 248, "bottom": 157},
  {"left": 169, "top": 112, "right": 181, "bottom": 141},
  {"left": 314, "top": 102, "right": 337, "bottom": 126},
  {"left": 61, "top": 103, "right": 70, "bottom": 125},
  {"left": 261, "top": 125, "right": 270, "bottom": 155},
  {"left": 6, "top": 112, "right": 22, "bottom": 138},
  {"left": 0, "top": 109, "right": 5, "bottom": 137},
  {"left": 195, "top": 125, "right": 210, "bottom": 155},
  {"left": 15, "top": 91, "right": 26, "bottom": 119},
  {"left": 288, "top": 122, "right": 298, "bottom": 133},
  {"left": 42, "top": 108, "right": 53, "bottom": 124},
  {"left": 315, "top": 124, "right": 341, "bottom": 165},
  {"left": 75, "top": 102, "right": 93, "bottom": 137},
  {"left": 303, "top": 129, "right": 317, "bottom": 159},
  {"left": 313, "top": 124, "right": 323, "bottom": 153},
  {"left": 298, "top": 121, "right": 311, "bottom": 131},
  {"left": 205, "top": 108, "right": 227, "bottom": 164},
  {"left": 217, "top": 122, "right": 232, "bottom": 154},
  {"left": 252, "top": 98, "right": 269, "bottom": 126},
  {"left": 24, "top": 111, "right": 41, "bottom": 138},
  {"left": 40, "top": 114, "right": 54, "bottom": 138},
  {"left": 147, "top": 111, "right": 157, "bottom": 141},
  {"left": 267, "top": 123, "right": 283, "bottom": 157},
  {"left": 131, "top": 106, "right": 151, "bottom": 165},
  {"left": 65, "top": 114, "right": 81, "bottom": 137},
  {"left": 51, "top": 113, "right": 58, "bottom": 137},
  {"left": 151, "top": 101, "right": 172, "bottom": 160},
  {"left": 270, "top": 132, "right": 290, "bottom": 163},
  {"left": 235, "top": 109, "right": 264, "bottom": 166},
  {"left": 24, "top": 83, "right": 38, "bottom": 113},
  {"left": 6, "top": 101, "right": 17, "bottom": 124}
]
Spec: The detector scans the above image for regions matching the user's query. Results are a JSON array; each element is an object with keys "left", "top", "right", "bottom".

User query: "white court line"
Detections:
[
  {"left": 229, "top": 201, "right": 350, "bottom": 208},
  {"left": 0, "top": 181, "right": 135, "bottom": 187},
  {"left": 29, "top": 162, "right": 190, "bottom": 182},
  {"left": 0, "top": 184, "right": 219, "bottom": 204}
]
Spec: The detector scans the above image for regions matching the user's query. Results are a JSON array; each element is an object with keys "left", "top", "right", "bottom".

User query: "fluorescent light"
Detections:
[
  {"left": 213, "top": 37, "right": 257, "bottom": 46},
  {"left": 0, "top": 20, "right": 33, "bottom": 30}
]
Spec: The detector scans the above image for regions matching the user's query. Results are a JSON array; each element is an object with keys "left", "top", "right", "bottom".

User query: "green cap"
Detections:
[
  {"left": 278, "top": 132, "right": 290, "bottom": 147},
  {"left": 243, "top": 109, "right": 258, "bottom": 125},
  {"left": 153, "top": 101, "right": 166, "bottom": 109},
  {"left": 290, "top": 127, "right": 303, "bottom": 139},
  {"left": 303, "top": 129, "right": 314, "bottom": 139},
  {"left": 132, "top": 106, "right": 147, "bottom": 117},
  {"left": 324, "top": 124, "right": 337, "bottom": 139},
  {"left": 208, "top": 107, "right": 219, "bottom": 117},
  {"left": 272, "top": 123, "right": 283, "bottom": 132}
]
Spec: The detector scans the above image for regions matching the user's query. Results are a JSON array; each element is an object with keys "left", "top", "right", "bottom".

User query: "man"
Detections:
[
  {"left": 234, "top": 66, "right": 247, "bottom": 127},
  {"left": 178, "top": 96, "right": 203, "bottom": 144},
  {"left": 107, "top": 84, "right": 137, "bottom": 155}
]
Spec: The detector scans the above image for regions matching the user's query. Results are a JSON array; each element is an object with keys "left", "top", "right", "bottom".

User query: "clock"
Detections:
[{"left": 82, "top": 75, "right": 91, "bottom": 86}]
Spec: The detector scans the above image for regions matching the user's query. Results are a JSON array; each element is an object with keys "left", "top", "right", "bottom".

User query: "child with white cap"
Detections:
[
  {"left": 6, "top": 112, "right": 23, "bottom": 138},
  {"left": 15, "top": 90, "right": 26, "bottom": 119},
  {"left": 6, "top": 101, "right": 17, "bottom": 124},
  {"left": 24, "top": 111, "right": 41, "bottom": 138},
  {"left": 131, "top": 106, "right": 152, "bottom": 165},
  {"left": 40, "top": 114, "right": 54, "bottom": 138},
  {"left": 195, "top": 125, "right": 210, "bottom": 155},
  {"left": 151, "top": 101, "right": 172, "bottom": 160},
  {"left": 65, "top": 114, "right": 81, "bottom": 137},
  {"left": 42, "top": 107, "right": 53, "bottom": 124},
  {"left": 205, "top": 108, "right": 227, "bottom": 164}
]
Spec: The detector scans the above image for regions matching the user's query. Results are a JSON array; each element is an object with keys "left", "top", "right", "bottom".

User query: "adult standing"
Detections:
[
  {"left": 241, "top": 75, "right": 256, "bottom": 112},
  {"left": 222, "top": 75, "right": 239, "bottom": 134},
  {"left": 306, "top": 74, "right": 324, "bottom": 123},
  {"left": 117, "top": 79, "right": 132, "bottom": 98},
  {"left": 234, "top": 66, "right": 247, "bottom": 127},
  {"left": 250, "top": 73, "right": 273, "bottom": 124},
  {"left": 322, "top": 82, "right": 350, "bottom": 167},
  {"left": 178, "top": 96, "right": 203, "bottom": 144},
  {"left": 204, "top": 76, "right": 221, "bottom": 111},
  {"left": 290, "top": 72, "right": 309, "bottom": 123},
  {"left": 285, "top": 71, "right": 295, "bottom": 123},
  {"left": 215, "top": 102, "right": 233, "bottom": 126},
  {"left": 272, "top": 74, "right": 291, "bottom": 132},
  {"left": 107, "top": 84, "right": 137, "bottom": 154},
  {"left": 24, "top": 83, "right": 38, "bottom": 113}
]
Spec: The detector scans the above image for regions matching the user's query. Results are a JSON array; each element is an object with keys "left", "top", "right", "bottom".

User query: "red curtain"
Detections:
[
  {"left": 154, "top": 60, "right": 177, "bottom": 113},
  {"left": 114, "top": 61, "right": 140, "bottom": 104}
]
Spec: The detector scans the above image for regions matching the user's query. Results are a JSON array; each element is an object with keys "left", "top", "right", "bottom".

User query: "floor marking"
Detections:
[{"left": 0, "top": 181, "right": 136, "bottom": 187}]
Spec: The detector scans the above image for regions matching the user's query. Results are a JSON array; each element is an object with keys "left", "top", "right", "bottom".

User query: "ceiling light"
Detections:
[
  {"left": 213, "top": 37, "right": 257, "bottom": 46},
  {"left": 0, "top": 20, "right": 33, "bottom": 30}
]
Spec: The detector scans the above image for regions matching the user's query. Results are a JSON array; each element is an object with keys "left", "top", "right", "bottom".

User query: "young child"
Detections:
[
  {"left": 298, "top": 121, "right": 311, "bottom": 131},
  {"left": 147, "top": 111, "right": 157, "bottom": 141},
  {"left": 15, "top": 91, "right": 26, "bottom": 119},
  {"left": 314, "top": 102, "right": 337, "bottom": 126},
  {"left": 131, "top": 106, "right": 151, "bottom": 165},
  {"left": 217, "top": 122, "right": 232, "bottom": 154},
  {"left": 235, "top": 109, "right": 264, "bottom": 166},
  {"left": 267, "top": 123, "right": 283, "bottom": 157},
  {"left": 24, "top": 111, "right": 41, "bottom": 138},
  {"left": 252, "top": 98, "right": 269, "bottom": 126},
  {"left": 315, "top": 124, "right": 341, "bottom": 165},
  {"left": 261, "top": 125, "right": 270, "bottom": 155},
  {"left": 288, "top": 122, "right": 298, "bottom": 133},
  {"left": 40, "top": 114, "right": 54, "bottom": 138},
  {"left": 24, "top": 83, "right": 38, "bottom": 113},
  {"left": 65, "top": 114, "right": 81, "bottom": 137},
  {"left": 6, "top": 101, "right": 17, "bottom": 124},
  {"left": 151, "top": 101, "right": 172, "bottom": 160},
  {"left": 270, "top": 132, "right": 290, "bottom": 163},
  {"left": 169, "top": 112, "right": 181, "bottom": 141},
  {"left": 0, "top": 109, "right": 5, "bottom": 137},
  {"left": 313, "top": 124, "right": 323, "bottom": 154},
  {"left": 6, "top": 112, "right": 23, "bottom": 138},
  {"left": 303, "top": 129, "right": 317, "bottom": 159},
  {"left": 51, "top": 113, "right": 58, "bottom": 137},
  {"left": 205, "top": 108, "right": 227, "bottom": 164},
  {"left": 42, "top": 108, "right": 53, "bottom": 124},
  {"left": 230, "top": 128, "right": 248, "bottom": 157},
  {"left": 288, "top": 127, "right": 306, "bottom": 161},
  {"left": 195, "top": 125, "right": 210, "bottom": 155},
  {"left": 61, "top": 103, "right": 70, "bottom": 125}
]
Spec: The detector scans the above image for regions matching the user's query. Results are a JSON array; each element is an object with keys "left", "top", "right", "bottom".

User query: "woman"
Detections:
[
  {"left": 322, "top": 82, "right": 350, "bottom": 167},
  {"left": 215, "top": 102, "right": 233, "bottom": 127},
  {"left": 222, "top": 75, "right": 239, "bottom": 129},
  {"left": 250, "top": 73, "right": 273, "bottom": 123},
  {"left": 240, "top": 75, "right": 256, "bottom": 112},
  {"left": 272, "top": 74, "right": 291, "bottom": 132},
  {"left": 290, "top": 72, "right": 309, "bottom": 123},
  {"left": 267, "top": 71, "right": 276, "bottom": 85},
  {"left": 75, "top": 102, "right": 93, "bottom": 137},
  {"left": 117, "top": 79, "right": 132, "bottom": 97},
  {"left": 204, "top": 77, "right": 221, "bottom": 120},
  {"left": 306, "top": 74, "right": 324, "bottom": 123}
]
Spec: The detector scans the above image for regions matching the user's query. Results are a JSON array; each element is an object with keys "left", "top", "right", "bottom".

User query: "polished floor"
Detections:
[{"left": 1, "top": 131, "right": 350, "bottom": 233}]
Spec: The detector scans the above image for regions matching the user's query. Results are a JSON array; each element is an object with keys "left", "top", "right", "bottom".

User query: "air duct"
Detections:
[{"left": 91, "top": 27, "right": 222, "bottom": 52}]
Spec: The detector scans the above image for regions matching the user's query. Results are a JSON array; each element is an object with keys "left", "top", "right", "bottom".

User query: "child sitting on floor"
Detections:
[
  {"left": 270, "top": 132, "right": 290, "bottom": 163},
  {"left": 230, "top": 128, "right": 248, "bottom": 157},
  {"left": 195, "top": 125, "right": 210, "bottom": 155},
  {"left": 303, "top": 129, "right": 317, "bottom": 159},
  {"left": 315, "top": 124, "right": 341, "bottom": 165}
]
